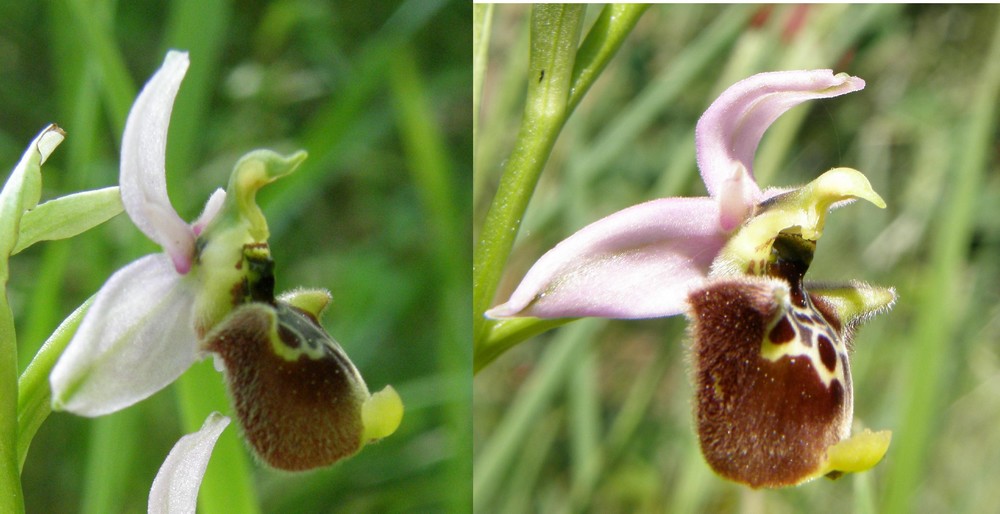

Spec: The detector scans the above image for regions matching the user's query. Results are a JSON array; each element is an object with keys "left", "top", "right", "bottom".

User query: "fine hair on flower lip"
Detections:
[
  {"left": 49, "top": 51, "right": 403, "bottom": 480},
  {"left": 487, "top": 69, "right": 895, "bottom": 488}
]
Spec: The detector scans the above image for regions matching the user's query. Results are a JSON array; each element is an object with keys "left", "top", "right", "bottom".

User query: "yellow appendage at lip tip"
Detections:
[
  {"left": 813, "top": 428, "right": 892, "bottom": 480},
  {"left": 361, "top": 385, "right": 404, "bottom": 442}
]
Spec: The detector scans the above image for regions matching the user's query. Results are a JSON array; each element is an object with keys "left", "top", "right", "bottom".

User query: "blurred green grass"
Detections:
[
  {"left": 1, "top": 0, "right": 470, "bottom": 512},
  {"left": 475, "top": 4, "right": 1000, "bottom": 513}
]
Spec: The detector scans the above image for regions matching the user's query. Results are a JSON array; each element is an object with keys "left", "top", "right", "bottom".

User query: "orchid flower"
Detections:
[
  {"left": 50, "top": 50, "right": 402, "bottom": 470},
  {"left": 488, "top": 70, "right": 896, "bottom": 488}
]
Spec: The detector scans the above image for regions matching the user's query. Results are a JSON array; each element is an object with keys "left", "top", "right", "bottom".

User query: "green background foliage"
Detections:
[
  {"left": 475, "top": 4, "right": 1000, "bottom": 513},
  {"left": 1, "top": 0, "right": 470, "bottom": 512}
]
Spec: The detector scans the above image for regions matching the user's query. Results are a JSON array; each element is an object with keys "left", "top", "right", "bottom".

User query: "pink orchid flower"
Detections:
[
  {"left": 488, "top": 70, "right": 897, "bottom": 488},
  {"left": 487, "top": 70, "right": 867, "bottom": 320}
]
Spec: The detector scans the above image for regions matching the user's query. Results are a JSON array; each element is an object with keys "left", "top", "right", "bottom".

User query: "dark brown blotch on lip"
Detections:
[
  {"left": 688, "top": 277, "right": 851, "bottom": 488},
  {"left": 768, "top": 316, "right": 795, "bottom": 344},
  {"left": 817, "top": 334, "right": 837, "bottom": 372},
  {"left": 204, "top": 301, "right": 368, "bottom": 471},
  {"left": 277, "top": 322, "right": 301, "bottom": 349}
]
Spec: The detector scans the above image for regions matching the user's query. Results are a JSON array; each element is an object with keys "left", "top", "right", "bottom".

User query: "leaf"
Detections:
[
  {"left": 12, "top": 187, "right": 123, "bottom": 255},
  {"left": 0, "top": 125, "right": 65, "bottom": 260}
]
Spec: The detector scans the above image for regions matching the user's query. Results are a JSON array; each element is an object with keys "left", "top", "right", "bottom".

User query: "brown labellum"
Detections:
[
  {"left": 204, "top": 301, "right": 370, "bottom": 471},
  {"left": 687, "top": 274, "right": 853, "bottom": 488}
]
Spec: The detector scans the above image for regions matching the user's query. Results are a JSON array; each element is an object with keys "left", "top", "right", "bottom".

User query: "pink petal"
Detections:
[
  {"left": 716, "top": 163, "right": 759, "bottom": 231},
  {"left": 487, "top": 197, "right": 725, "bottom": 319},
  {"left": 191, "top": 188, "right": 226, "bottom": 236},
  {"left": 50, "top": 254, "right": 200, "bottom": 416},
  {"left": 148, "top": 413, "right": 230, "bottom": 514},
  {"left": 696, "top": 70, "right": 865, "bottom": 220},
  {"left": 120, "top": 50, "right": 195, "bottom": 274}
]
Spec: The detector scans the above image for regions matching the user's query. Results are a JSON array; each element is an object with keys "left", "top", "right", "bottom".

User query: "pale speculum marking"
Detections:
[
  {"left": 761, "top": 289, "right": 848, "bottom": 391},
  {"left": 757, "top": 233, "right": 850, "bottom": 396}
]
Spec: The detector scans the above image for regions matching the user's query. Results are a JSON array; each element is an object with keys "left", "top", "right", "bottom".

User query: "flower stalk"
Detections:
[
  {"left": 473, "top": 4, "right": 649, "bottom": 371},
  {"left": 473, "top": 4, "right": 585, "bottom": 352}
]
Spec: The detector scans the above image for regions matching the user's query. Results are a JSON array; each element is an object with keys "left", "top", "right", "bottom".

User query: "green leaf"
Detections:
[
  {"left": 0, "top": 123, "right": 65, "bottom": 514},
  {"left": 12, "top": 187, "right": 122, "bottom": 255},
  {"left": 1, "top": 125, "right": 65, "bottom": 259}
]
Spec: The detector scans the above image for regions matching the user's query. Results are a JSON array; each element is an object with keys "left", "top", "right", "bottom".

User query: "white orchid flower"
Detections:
[{"left": 50, "top": 51, "right": 402, "bottom": 470}]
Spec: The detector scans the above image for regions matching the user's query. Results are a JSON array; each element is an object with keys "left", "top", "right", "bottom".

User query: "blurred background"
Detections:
[
  {"left": 475, "top": 4, "right": 1000, "bottom": 514},
  {"left": 1, "top": 0, "right": 470, "bottom": 512}
]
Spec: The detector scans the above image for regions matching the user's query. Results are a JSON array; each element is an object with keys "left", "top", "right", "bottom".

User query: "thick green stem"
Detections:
[
  {"left": 473, "top": 4, "right": 585, "bottom": 359},
  {"left": 0, "top": 297, "right": 22, "bottom": 513},
  {"left": 473, "top": 5, "right": 648, "bottom": 370}
]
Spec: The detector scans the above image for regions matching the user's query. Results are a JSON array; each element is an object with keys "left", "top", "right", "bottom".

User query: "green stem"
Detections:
[
  {"left": 474, "top": 317, "right": 573, "bottom": 374},
  {"left": 473, "top": 4, "right": 650, "bottom": 371},
  {"left": 567, "top": 4, "right": 649, "bottom": 113},
  {"left": 0, "top": 296, "right": 22, "bottom": 513},
  {"left": 472, "top": 4, "right": 585, "bottom": 362}
]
